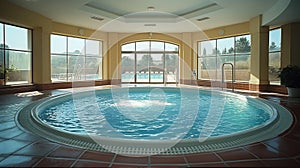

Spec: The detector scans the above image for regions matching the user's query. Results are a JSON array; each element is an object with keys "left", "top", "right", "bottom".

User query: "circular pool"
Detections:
[{"left": 17, "top": 87, "right": 293, "bottom": 155}]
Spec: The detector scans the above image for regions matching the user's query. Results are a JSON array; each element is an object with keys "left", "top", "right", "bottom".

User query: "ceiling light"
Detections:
[
  {"left": 147, "top": 6, "right": 155, "bottom": 11},
  {"left": 91, "top": 16, "right": 104, "bottom": 21},
  {"left": 197, "top": 17, "right": 210, "bottom": 22}
]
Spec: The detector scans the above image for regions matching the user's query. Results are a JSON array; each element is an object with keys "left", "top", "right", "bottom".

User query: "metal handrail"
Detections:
[{"left": 222, "top": 63, "right": 235, "bottom": 92}]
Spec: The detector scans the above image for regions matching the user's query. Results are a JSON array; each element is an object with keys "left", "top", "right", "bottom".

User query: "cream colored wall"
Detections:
[
  {"left": 249, "top": 15, "right": 269, "bottom": 85},
  {"left": 205, "top": 22, "right": 250, "bottom": 40},
  {"left": 1, "top": 0, "right": 298, "bottom": 86},
  {"left": 281, "top": 22, "right": 300, "bottom": 68},
  {"left": 181, "top": 33, "right": 194, "bottom": 81}
]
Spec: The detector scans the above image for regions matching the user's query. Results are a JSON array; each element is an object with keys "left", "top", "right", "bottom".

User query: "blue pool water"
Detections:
[{"left": 38, "top": 87, "right": 272, "bottom": 140}]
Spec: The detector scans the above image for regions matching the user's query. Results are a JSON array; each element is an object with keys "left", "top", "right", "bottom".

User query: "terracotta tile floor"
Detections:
[{"left": 0, "top": 86, "right": 300, "bottom": 167}]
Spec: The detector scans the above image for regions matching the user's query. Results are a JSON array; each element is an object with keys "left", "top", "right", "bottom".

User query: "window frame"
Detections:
[
  {"left": 197, "top": 34, "right": 251, "bottom": 82},
  {"left": 50, "top": 34, "right": 103, "bottom": 82},
  {"left": 121, "top": 40, "right": 179, "bottom": 84},
  {"left": 268, "top": 27, "right": 281, "bottom": 85},
  {"left": 0, "top": 22, "right": 33, "bottom": 85}
]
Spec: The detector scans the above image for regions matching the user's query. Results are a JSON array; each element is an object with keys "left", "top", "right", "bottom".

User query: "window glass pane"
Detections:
[
  {"left": 165, "top": 54, "right": 178, "bottom": 82},
  {"left": 68, "top": 37, "right": 85, "bottom": 55},
  {"left": 235, "top": 35, "right": 251, "bottom": 54},
  {"left": 0, "top": 23, "right": 3, "bottom": 48},
  {"left": 269, "top": 52, "right": 281, "bottom": 84},
  {"left": 150, "top": 41, "right": 164, "bottom": 51},
  {"left": 200, "top": 40, "right": 216, "bottom": 57},
  {"left": 1, "top": 49, "right": 5, "bottom": 80},
  {"left": 51, "top": 34, "right": 103, "bottom": 82},
  {"left": 0, "top": 49, "right": 4, "bottom": 77},
  {"left": 122, "top": 43, "right": 135, "bottom": 52},
  {"left": 217, "top": 56, "right": 234, "bottom": 69},
  {"left": 68, "top": 56, "right": 85, "bottom": 81},
  {"left": 202, "top": 57, "right": 217, "bottom": 79},
  {"left": 217, "top": 56, "right": 234, "bottom": 82},
  {"left": 136, "top": 41, "right": 150, "bottom": 51},
  {"left": 85, "top": 57, "right": 101, "bottom": 80},
  {"left": 269, "top": 29, "right": 281, "bottom": 52},
  {"left": 51, "top": 55, "right": 67, "bottom": 82},
  {"left": 269, "top": 28, "right": 281, "bottom": 85},
  {"left": 202, "top": 57, "right": 216, "bottom": 70},
  {"left": 6, "top": 51, "right": 31, "bottom": 84},
  {"left": 121, "top": 53, "right": 135, "bottom": 83},
  {"left": 51, "top": 34, "right": 67, "bottom": 54},
  {"left": 217, "top": 37, "right": 234, "bottom": 56},
  {"left": 198, "top": 35, "right": 251, "bottom": 82},
  {"left": 235, "top": 55, "right": 250, "bottom": 81},
  {"left": 165, "top": 43, "right": 178, "bottom": 52},
  {"left": 5, "top": 25, "right": 31, "bottom": 51},
  {"left": 86, "top": 39, "right": 100, "bottom": 56},
  {"left": 150, "top": 53, "right": 163, "bottom": 83},
  {"left": 198, "top": 57, "right": 217, "bottom": 79},
  {"left": 136, "top": 54, "right": 150, "bottom": 82}
]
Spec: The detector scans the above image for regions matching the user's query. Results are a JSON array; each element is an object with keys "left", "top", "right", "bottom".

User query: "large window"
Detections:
[
  {"left": 198, "top": 34, "right": 251, "bottom": 82},
  {"left": 121, "top": 41, "right": 179, "bottom": 83},
  {"left": 51, "top": 34, "right": 102, "bottom": 82},
  {"left": 0, "top": 23, "right": 32, "bottom": 85},
  {"left": 269, "top": 28, "right": 281, "bottom": 85}
]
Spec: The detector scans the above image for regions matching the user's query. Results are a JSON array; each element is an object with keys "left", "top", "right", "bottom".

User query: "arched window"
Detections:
[{"left": 121, "top": 41, "right": 179, "bottom": 83}]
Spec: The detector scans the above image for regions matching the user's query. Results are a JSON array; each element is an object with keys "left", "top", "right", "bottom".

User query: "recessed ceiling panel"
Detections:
[{"left": 5, "top": 0, "right": 292, "bottom": 33}]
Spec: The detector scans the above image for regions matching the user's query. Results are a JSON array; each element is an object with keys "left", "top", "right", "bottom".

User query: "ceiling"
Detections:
[{"left": 5, "top": 0, "right": 300, "bottom": 33}]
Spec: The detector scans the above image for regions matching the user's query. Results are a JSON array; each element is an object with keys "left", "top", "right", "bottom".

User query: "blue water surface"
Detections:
[{"left": 39, "top": 87, "right": 271, "bottom": 140}]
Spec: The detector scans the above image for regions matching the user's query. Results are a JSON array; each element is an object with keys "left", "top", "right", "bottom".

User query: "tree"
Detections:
[
  {"left": 122, "top": 56, "right": 134, "bottom": 66},
  {"left": 236, "top": 37, "right": 250, "bottom": 53},
  {"left": 0, "top": 44, "right": 10, "bottom": 68},
  {"left": 222, "top": 48, "right": 227, "bottom": 54},
  {"left": 0, "top": 45, "right": 4, "bottom": 66},
  {"left": 228, "top": 47, "right": 234, "bottom": 54},
  {"left": 269, "top": 42, "right": 277, "bottom": 51},
  {"left": 73, "top": 50, "right": 81, "bottom": 55},
  {"left": 165, "top": 54, "right": 178, "bottom": 72},
  {"left": 212, "top": 48, "right": 220, "bottom": 56},
  {"left": 138, "top": 54, "right": 153, "bottom": 67},
  {"left": 202, "top": 48, "right": 207, "bottom": 56}
]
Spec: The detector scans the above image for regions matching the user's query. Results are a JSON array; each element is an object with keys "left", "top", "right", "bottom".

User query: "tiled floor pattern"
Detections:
[{"left": 0, "top": 86, "right": 300, "bottom": 167}]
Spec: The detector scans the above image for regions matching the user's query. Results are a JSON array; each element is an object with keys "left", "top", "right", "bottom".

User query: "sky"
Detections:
[
  {"left": 51, "top": 34, "right": 101, "bottom": 55},
  {"left": 269, "top": 28, "right": 281, "bottom": 47},
  {"left": 199, "top": 30, "right": 281, "bottom": 55},
  {"left": 0, "top": 24, "right": 30, "bottom": 50}
]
